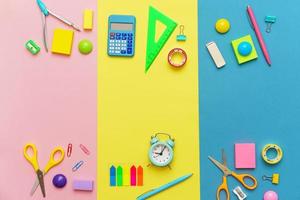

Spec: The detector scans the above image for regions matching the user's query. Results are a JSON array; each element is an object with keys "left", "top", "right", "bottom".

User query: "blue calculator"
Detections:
[{"left": 107, "top": 15, "right": 136, "bottom": 57}]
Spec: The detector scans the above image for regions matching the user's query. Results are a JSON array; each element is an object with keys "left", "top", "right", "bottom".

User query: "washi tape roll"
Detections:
[
  {"left": 168, "top": 48, "right": 187, "bottom": 67},
  {"left": 262, "top": 144, "right": 283, "bottom": 165}
]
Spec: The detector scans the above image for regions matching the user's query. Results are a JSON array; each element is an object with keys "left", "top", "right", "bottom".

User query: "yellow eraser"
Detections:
[
  {"left": 83, "top": 9, "right": 93, "bottom": 30},
  {"left": 51, "top": 28, "right": 74, "bottom": 56}
]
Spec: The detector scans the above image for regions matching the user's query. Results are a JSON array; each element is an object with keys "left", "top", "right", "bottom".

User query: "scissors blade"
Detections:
[
  {"left": 208, "top": 156, "right": 232, "bottom": 176},
  {"left": 222, "top": 149, "right": 227, "bottom": 166},
  {"left": 30, "top": 170, "right": 45, "bottom": 196},
  {"left": 36, "top": 170, "right": 46, "bottom": 197}
]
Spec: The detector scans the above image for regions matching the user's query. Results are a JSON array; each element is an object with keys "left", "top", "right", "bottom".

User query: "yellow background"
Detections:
[{"left": 97, "top": 0, "right": 200, "bottom": 199}]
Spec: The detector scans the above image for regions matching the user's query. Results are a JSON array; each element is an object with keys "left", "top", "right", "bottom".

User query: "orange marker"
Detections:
[{"left": 137, "top": 166, "right": 143, "bottom": 186}]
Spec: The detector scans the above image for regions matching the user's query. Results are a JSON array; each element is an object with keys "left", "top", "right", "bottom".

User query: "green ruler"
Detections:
[{"left": 145, "top": 6, "right": 177, "bottom": 73}]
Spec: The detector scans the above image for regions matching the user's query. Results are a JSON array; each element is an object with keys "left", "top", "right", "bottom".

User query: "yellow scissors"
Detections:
[
  {"left": 23, "top": 143, "right": 65, "bottom": 197},
  {"left": 208, "top": 150, "right": 257, "bottom": 200}
]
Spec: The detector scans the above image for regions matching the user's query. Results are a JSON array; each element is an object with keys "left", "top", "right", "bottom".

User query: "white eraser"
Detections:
[{"left": 206, "top": 41, "right": 226, "bottom": 68}]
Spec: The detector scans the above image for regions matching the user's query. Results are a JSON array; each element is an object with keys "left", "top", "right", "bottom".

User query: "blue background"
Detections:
[{"left": 198, "top": 0, "right": 300, "bottom": 199}]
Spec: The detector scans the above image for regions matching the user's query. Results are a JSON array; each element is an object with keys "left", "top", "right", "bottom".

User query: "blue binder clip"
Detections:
[
  {"left": 265, "top": 16, "right": 276, "bottom": 33},
  {"left": 176, "top": 25, "right": 186, "bottom": 41}
]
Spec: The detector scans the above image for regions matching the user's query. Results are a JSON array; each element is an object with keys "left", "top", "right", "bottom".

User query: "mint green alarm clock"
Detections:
[{"left": 149, "top": 133, "right": 175, "bottom": 167}]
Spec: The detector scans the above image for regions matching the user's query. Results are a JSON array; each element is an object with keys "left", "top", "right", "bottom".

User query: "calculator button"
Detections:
[
  {"left": 121, "top": 48, "right": 126, "bottom": 50},
  {"left": 110, "top": 36, "right": 115, "bottom": 39},
  {"left": 128, "top": 40, "right": 132, "bottom": 44},
  {"left": 122, "top": 33, "right": 127, "bottom": 36},
  {"left": 128, "top": 33, "right": 133, "bottom": 36},
  {"left": 110, "top": 32, "right": 115, "bottom": 36},
  {"left": 116, "top": 40, "right": 121, "bottom": 43},
  {"left": 116, "top": 33, "right": 121, "bottom": 36},
  {"left": 122, "top": 37, "right": 127, "bottom": 40},
  {"left": 115, "top": 50, "right": 120, "bottom": 53},
  {"left": 127, "top": 43, "right": 132, "bottom": 47},
  {"left": 127, "top": 48, "right": 132, "bottom": 54},
  {"left": 128, "top": 36, "right": 133, "bottom": 40},
  {"left": 116, "top": 36, "right": 121, "bottom": 40},
  {"left": 121, "top": 50, "right": 126, "bottom": 54}
]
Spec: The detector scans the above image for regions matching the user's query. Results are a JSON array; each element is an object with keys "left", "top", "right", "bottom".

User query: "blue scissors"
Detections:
[{"left": 36, "top": 0, "right": 80, "bottom": 52}]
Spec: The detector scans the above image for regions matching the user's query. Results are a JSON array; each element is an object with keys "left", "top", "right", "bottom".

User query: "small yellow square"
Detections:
[
  {"left": 51, "top": 28, "right": 74, "bottom": 56},
  {"left": 232, "top": 34, "right": 258, "bottom": 64}
]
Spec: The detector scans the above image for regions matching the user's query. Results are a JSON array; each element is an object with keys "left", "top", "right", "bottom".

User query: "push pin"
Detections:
[
  {"left": 176, "top": 25, "right": 186, "bottom": 41},
  {"left": 262, "top": 173, "right": 280, "bottom": 185},
  {"left": 265, "top": 16, "right": 276, "bottom": 33}
]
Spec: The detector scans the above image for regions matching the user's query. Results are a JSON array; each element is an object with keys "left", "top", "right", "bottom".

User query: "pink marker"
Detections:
[
  {"left": 247, "top": 5, "right": 272, "bottom": 66},
  {"left": 130, "top": 165, "right": 136, "bottom": 186}
]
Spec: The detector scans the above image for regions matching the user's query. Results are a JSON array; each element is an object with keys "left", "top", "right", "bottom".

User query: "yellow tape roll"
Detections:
[{"left": 262, "top": 144, "right": 283, "bottom": 164}]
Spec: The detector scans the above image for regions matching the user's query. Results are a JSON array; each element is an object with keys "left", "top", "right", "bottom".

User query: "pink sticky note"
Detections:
[{"left": 235, "top": 143, "right": 256, "bottom": 169}]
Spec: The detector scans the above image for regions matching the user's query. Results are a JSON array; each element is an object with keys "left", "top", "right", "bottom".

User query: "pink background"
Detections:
[{"left": 0, "top": 0, "right": 97, "bottom": 199}]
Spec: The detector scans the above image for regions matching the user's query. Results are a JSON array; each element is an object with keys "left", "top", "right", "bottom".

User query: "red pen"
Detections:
[{"left": 247, "top": 5, "right": 272, "bottom": 66}]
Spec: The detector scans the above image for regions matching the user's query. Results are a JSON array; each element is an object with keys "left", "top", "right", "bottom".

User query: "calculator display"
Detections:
[{"left": 111, "top": 23, "right": 133, "bottom": 31}]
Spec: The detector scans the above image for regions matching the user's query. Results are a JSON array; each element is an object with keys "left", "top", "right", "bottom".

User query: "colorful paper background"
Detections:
[
  {"left": 199, "top": 0, "right": 300, "bottom": 199},
  {"left": 0, "top": 0, "right": 97, "bottom": 199},
  {"left": 97, "top": 0, "right": 200, "bottom": 199}
]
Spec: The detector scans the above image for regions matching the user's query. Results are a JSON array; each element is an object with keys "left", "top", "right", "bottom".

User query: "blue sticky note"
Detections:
[{"left": 110, "top": 165, "right": 116, "bottom": 186}]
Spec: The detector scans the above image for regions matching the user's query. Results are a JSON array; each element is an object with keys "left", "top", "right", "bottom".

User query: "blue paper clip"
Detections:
[
  {"left": 265, "top": 16, "right": 276, "bottom": 33},
  {"left": 72, "top": 160, "right": 84, "bottom": 172},
  {"left": 176, "top": 25, "right": 186, "bottom": 41}
]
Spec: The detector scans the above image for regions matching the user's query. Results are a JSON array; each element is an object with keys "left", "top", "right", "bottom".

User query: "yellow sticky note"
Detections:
[
  {"left": 51, "top": 28, "right": 74, "bottom": 56},
  {"left": 83, "top": 9, "right": 93, "bottom": 30}
]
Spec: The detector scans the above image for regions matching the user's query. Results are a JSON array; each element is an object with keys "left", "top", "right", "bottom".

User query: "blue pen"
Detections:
[{"left": 137, "top": 173, "right": 193, "bottom": 200}]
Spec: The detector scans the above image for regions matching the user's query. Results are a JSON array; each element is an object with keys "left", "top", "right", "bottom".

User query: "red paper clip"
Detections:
[
  {"left": 67, "top": 143, "right": 72, "bottom": 157},
  {"left": 79, "top": 144, "right": 90, "bottom": 155}
]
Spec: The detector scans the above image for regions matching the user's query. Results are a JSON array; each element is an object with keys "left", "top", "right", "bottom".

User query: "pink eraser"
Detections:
[
  {"left": 73, "top": 180, "right": 94, "bottom": 191},
  {"left": 235, "top": 143, "right": 256, "bottom": 169}
]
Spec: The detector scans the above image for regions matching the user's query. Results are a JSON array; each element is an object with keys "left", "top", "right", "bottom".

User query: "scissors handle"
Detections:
[
  {"left": 44, "top": 147, "right": 65, "bottom": 173},
  {"left": 232, "top": 172, "right": 257, "bottom": 190},
  {"left": 217, "top": 176, "right": 229, "bottom": 200},
  {"left": 23, "top": 143, "right": 39, "bottom": 171}
]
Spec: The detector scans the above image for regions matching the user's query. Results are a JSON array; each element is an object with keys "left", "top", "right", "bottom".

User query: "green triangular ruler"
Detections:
[{"left": 145, "top": 6, "right": 177, "bottom": 73}]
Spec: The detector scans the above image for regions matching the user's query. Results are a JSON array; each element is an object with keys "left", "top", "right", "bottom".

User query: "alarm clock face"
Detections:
[{"left": 149, "top": 142, "right": 173, "bottom": 167}]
